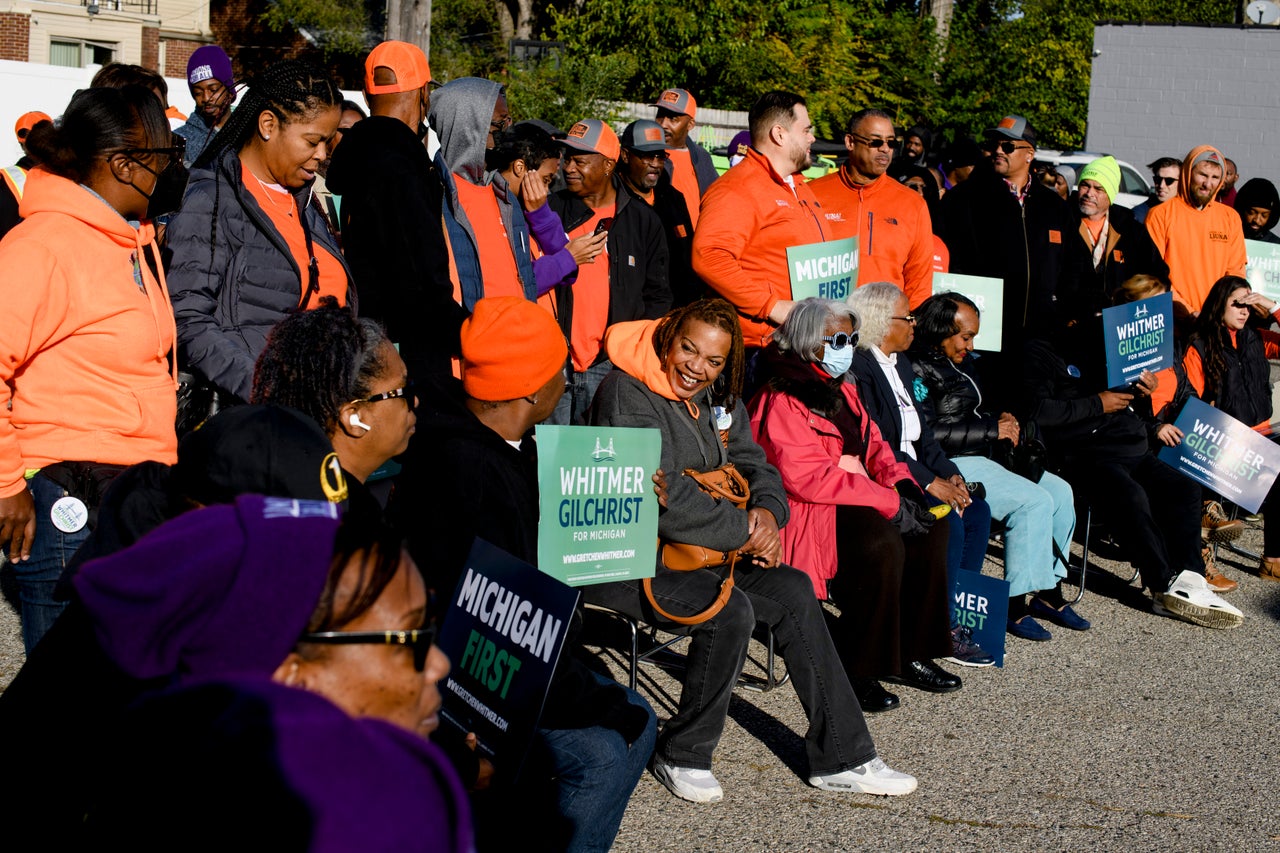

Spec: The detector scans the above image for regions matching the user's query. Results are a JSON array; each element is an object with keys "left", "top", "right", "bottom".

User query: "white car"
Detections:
[{"left": 1034, "top": 150, "right": 1153, "bottom": 210}]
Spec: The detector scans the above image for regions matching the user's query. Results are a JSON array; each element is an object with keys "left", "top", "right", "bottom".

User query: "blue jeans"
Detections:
[
  {"left": 534, "top": 674, "right": 656, "bottom": 853},
  {"left": 548, "top": 360, "right": 614, "bottom": 426},
  {"left": 6, "top": 474, "right": 89, "bottom": 652},
  {"left": 953, "top": 457, "right": 1075, "bottom": 597},
  {"left": 944, "top": 494, "right": 992, "bottom": 579}
]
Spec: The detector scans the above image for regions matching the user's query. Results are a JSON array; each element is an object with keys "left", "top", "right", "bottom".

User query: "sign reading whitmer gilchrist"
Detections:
[
  {"left": 1101, "top": 292, "right": 1174, "bottom": 389},
  {"left": 1245, "top": 239, "right": 1280, "bottom": 302},
  {"left": 436, "top": 538, "right": 580, "bottom": 782},
  {"left": 786, "top": 237, "right": 858, "bottom": 301},
  {"left": 1157, "top": 397, "right": 1280, "bottom": 514},
  {"left": 536, "top": 424, "right": 662, "bottom": 586}
]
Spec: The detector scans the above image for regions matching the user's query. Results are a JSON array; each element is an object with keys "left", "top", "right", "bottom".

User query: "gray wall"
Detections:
[{"left": 1087, "top": 23, "right": 1280, "bottom": 186}]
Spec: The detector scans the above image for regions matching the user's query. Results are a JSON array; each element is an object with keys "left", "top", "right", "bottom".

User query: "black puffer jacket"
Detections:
[
  {"left": 165, "top": 147, "right": 355, "bottom": 401},
  {"left": 910, "top": 349, "right": 1002, "bottom": 458}
]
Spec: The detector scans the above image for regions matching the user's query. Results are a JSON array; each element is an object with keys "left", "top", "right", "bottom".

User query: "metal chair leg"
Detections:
[{"left": 1069, "top": 504, "right": 1091, "bottom": 605}]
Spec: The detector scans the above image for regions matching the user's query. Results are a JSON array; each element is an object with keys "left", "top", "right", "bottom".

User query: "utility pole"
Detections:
[
  {"left": 924, "top": 0, "right": 954, "bottom": 44},
  {"left": 387, "top": 0, "right": 432, "bottom": 56}
]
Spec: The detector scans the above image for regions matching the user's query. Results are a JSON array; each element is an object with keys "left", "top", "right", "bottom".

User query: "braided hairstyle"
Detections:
[
  {"left": 250, "top": 297, "right": 390, "bottom": 435},
  {"left": 651, "top": 298, "right": 746, "bottom": 408}
]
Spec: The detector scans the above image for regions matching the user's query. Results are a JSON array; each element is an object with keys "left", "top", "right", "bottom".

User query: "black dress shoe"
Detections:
[
  {"left": 851, "top": 678, "right": 900, "bottom": 713},
  {"left": 884, "top": 660, "right": 963, "bottom": 694}
]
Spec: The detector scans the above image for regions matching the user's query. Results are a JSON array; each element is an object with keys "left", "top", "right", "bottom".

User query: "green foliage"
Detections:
[
  {"left": 505, "top": 52, "right": 641, "bottom": 130},
  {"left": 260, "top": 0, "right": 370, "bottom": 57},
  {"left": 430, "top": 0, "right": 507, "bottom": 81}
]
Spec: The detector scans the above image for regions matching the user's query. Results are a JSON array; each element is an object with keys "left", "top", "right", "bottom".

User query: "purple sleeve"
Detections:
[{"left": 526, "top": 204, "right": 579, "bottom": 296}]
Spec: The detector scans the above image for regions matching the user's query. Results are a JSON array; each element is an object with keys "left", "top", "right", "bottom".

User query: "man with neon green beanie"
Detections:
[{"left": 1057, "top": 155, "right": 1168, "bottom": 325}]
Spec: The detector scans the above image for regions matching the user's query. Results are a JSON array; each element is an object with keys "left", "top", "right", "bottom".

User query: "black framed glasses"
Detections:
[
  {"left": 991, "top": 140, "right": 1032, "bottom": 154},
  {"left": 1153, "top": 176, "right": 1177, "bottom": 186},
  {"left": 822, "top": 331, "right": 858, "bottom": 350},
  {"left": 850, "top": 134, "right": 900, "bottom": 150},
  {"left": 891, "top": 314, "right": 917, "bottom": 325},
  {"left": 351, "top": 381, "right": 418, "bottom": 406},
  {"left": 300, "top": 625, "right": 437, "bottom": 671},
  {"left": 630, "top": 149, "right": 669, "bottom": 162},
  {"left": 1231, "top": 300, "right": 1250, "bottom": 309},
  {"left": 490, "top": 115, "right": 513, "bottom": 135}
]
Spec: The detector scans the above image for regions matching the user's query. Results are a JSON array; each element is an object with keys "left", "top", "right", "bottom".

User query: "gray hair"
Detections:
[
  {"left": 848, "top": 282, "right": 906, "bottom": 349},
  {"left": 774, "top": 298, "right": 859, "bottom": 362}
]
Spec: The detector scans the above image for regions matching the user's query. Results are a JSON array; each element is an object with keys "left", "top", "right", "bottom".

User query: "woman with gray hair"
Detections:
[
  {"left": 749, "top": 297, "right": 963, "bottom": 715},
  {"left": 848, "top": 283, "right": 996, "bottom": 666}
]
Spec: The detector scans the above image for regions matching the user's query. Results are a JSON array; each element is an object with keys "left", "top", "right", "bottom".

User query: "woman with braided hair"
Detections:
[{"left": 166, "top": 59, "right": 354, "bottom": 404}]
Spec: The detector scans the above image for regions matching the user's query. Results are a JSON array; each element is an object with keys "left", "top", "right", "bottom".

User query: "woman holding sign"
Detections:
[
  {"left": 1173, "top": 275, "right": 1280, "bottom": 584},
  {"left": 587, "top": 297, "right": 919, "bottom": 804}
]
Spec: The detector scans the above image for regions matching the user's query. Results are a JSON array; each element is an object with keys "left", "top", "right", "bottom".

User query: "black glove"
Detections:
[
  {"left": 889, "top": 496, "right": 935, "bottom": 537},
  {"left": 894, "top": 478, "right": 929, "bottom": 512}
]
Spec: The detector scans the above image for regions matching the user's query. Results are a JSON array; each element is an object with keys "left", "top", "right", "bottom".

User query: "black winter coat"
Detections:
[
  {"left": 1057, "top": 204, "right": 1169, "bottom": 327},
  {"left": 165, "top": 148, "right": 355, "bottom": 401},
  {"left": 620, "top": 173, "right": 704, "bottom": 308},
  {"left": 548, "top": 181, "right": 672, "bottom": 367},
  {"left": 911, "top": 349, "right": 1003, "bottom": 458}
]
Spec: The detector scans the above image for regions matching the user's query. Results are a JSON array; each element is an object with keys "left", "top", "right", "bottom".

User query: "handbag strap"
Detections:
[{"left": 642, "top": 554, "right": 737, "bottom": 626}]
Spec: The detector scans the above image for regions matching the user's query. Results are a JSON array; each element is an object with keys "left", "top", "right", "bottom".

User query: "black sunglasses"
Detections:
[
  {"left": 1153, "top": 176, "right": 1177, "bottom": 186},
  {"left": 352, "top": 381, "right": 418, "bottom": 406},
  {"left": 991, "top": 140, "right": 1032, "bottom": 154},
  {"left": 1231, "top": 300, "right": 1250, "bottom": 309},
  {"left": 300, "top": 625, "right": 437, "bottom": 671},
  {"left": 822, "top": 331, "right": 858, "bottom": 350},
  {"left": 850, "top": 134, "right": 900, "bottom": 150}
]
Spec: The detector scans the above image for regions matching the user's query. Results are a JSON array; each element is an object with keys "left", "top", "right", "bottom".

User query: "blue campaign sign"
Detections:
[
  {"left": 1102, "top": 293, "right": 1174, "bottom": 389},
  {"left": 435, "top": 538, "right": 581, "bottom": 782},
  {"left": 951, "top": 569, "right": 1010, "bottom": 667},
  {"left": 1157, "top": 397, "right": 1280, "bottom": 513}
]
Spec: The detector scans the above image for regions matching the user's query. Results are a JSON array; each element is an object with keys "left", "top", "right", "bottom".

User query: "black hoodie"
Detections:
[{"left": 1234, "top": 177, "right": 1280, "bottom": 243}]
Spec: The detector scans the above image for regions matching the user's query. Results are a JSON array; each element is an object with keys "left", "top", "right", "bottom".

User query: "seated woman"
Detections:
[
  {"left": 166, "top": 60, "right": 352, "bottom": 404},
  {"left": 586, "top": 298, "right": 917, "bottom": 803},
  {"left": 846, "top": 284, "right": 994, "bottom": 655},
  {"left": 910, "top": 292, "right": 1086, "bottom": 640},
  {"left": 749, "top": 298, "right": 964, "bottom": 717}
]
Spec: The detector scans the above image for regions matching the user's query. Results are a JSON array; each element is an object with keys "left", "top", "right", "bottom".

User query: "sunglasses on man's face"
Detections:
[
  {"left": 301, "top": 624, "right": 438, "bottom": 671},
  {"left": 1153, "top": 176, "right": 1177, "bottom": 187},
  {"left": 991, "top": 140, "right": 1032, "bottom": 154},
  {"left": 822, "top": 331, "right": 859, "bottom": 350},
  {"left": 850, "top": 134, "right": 900, "bottom": 150}
]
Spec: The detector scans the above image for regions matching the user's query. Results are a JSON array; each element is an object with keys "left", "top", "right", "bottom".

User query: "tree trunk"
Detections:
[
  {"left": 387, "top": 0, "right": 433, "bottom": 57},
  {"left": 923, "top": 0, "right": 953, "bottom": 45}
]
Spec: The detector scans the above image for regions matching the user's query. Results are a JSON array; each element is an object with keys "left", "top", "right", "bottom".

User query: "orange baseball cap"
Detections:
[
  {"left": 15, "top": 111, "right": 52, "bottom": 140},
  {"left": 562, "top": 119, "right": 621, "bottom": 162},
  {"left": 364, "top": 41, "right": 434, "bottom": 95},
  {"left": 652, "top": 88, "right": 697, "bottom": 120}
]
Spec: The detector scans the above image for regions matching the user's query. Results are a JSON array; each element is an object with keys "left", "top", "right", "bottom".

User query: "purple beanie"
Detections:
[
  {"left": 73, "top": 494, "right": 341, "bottom": 681},
  {"left": 187, "top": 44, "right": 235, "bottom": 92}
]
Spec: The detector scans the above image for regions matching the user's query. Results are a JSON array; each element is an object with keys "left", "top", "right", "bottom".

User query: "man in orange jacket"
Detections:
[
  {"left": 692, "top": 91, "right": 824, "bottom": 350},
  {"left": 810, "top": 109, "right": 935, "bottom": 308}
]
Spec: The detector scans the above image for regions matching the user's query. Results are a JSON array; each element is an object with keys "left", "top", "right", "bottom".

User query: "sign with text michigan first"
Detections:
[
  {"left": 787, "top": 237, "right": 859, "bottom": 302},
  {"left": 932, "top": 273, "right": 1004, "bottom": 352},
  {"left": 1157, "top": 397, "right": 1280, "bottom": 513},
  {"left": 536, "top": 424, "right": 661, "bottom": 586}
]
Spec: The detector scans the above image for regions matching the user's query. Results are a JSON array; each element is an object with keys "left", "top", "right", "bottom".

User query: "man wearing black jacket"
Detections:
[
  {"left": 326, "top": 41, "right": 467, "bottom": 383},
  {"left": 546, "top": 119, "right": 672, "bottom": 424}
]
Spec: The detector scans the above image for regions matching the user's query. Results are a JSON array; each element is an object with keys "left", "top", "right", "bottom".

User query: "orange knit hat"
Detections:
[{"left": 461, "top": 297, "right": 567, "bottom": 401}]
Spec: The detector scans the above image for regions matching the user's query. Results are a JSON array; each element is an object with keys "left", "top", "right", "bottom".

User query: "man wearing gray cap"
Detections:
[{"left": 618, "top": 119, "right": 701, "bottom": 306}]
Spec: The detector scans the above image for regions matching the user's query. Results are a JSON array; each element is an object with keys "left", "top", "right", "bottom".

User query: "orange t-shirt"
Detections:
[
  {"left": 455, "top": 178, "right": 523, "bottom": 299},
  {"left": 565, "top": 204, "right": 614, "bottom": 372},
  {"left": 668, "top": 148, "right": 701, "bottom": 229},
  {"left": 243, "top": 175, "right": 346, "bottom": 306}
]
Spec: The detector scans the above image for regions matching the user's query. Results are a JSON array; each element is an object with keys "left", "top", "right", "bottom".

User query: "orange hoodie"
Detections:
[
  {"left": 692, "top": 148, "right": 826, "bottom": 347},
  {"left": 808, "top": 168, "right": 935, "bottom": 308},
  {"left": 1144, "top": 145, "right": 1247, "bottom": 312},
  {"left": 0, "top": 168, "right": 178, "bottom": 497}
]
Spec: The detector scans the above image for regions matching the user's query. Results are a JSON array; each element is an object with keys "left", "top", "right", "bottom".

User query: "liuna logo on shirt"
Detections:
[
  {"left": 825, "top": 212, "right": 845, "bottom": 221},
  {"left": 775, "top": 199, "right": 790, "bottom": 207}
]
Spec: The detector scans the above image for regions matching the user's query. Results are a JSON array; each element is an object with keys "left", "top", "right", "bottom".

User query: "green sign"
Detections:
[
  {"left": 786, "top": 237, "right": 858, "bottom": 301},
  {"left": 535, "top": 424, "right": 661, "bottom": 586},
  {"left": 1245, "top": 239, "right": 1280, "bottom": 302},
  {"left": 932, "top": 273, "right": 1004, "bottom": 352}
]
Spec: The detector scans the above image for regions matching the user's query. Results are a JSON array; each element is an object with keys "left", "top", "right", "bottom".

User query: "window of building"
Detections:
[{"left": 50, "top": 38, "right": 117, "bottom": 68}]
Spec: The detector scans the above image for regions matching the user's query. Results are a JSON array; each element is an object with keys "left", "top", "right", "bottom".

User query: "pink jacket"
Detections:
[{"left": 749, "top": 383, "right": 913, "bottom": 599}]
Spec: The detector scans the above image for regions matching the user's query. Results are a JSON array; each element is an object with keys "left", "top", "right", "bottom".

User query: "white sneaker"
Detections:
[
  {"left": 1156, "top": 570, "right": 1244, "bottom": 629},
  {"left": 809, "top": 757, "right": 918, "bottom": 796},
  {"left": 651, "top": 762, "right": 724, "bottom": 803}
]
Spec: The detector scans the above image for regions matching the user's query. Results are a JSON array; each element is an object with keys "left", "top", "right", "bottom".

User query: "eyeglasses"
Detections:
[
  {"left": 822, "top": 331, "right": 859, "bottom": 350},
  {"left": 850, "top": 134, "right": 900, "bottom": 150},
  {"left": 351, "top": 381, "right": 418, "bottom": 406},
  {"left": 490, "top": 115, "right": 513, "bottom": 135},
  {"left": 891, "top": 314, "right": 917, "bottom": 325},
  {"left": 300, "top": 625, "right": 437, "bottom": 672},
  {"left": 630, "top": 149, "right": 669, "bottom": 162},
  {"left": 991, "top": 140, "right": 1033, "bottom": 154},
  {"left": 1231, "top": 300, "right": 1250, "bottom": 309},
  {"left": 1153, "top": 176, "right": 1177, "bottom": 186}
]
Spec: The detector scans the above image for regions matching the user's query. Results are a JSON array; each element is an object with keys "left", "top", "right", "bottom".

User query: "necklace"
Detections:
[{"left": 247, "top": 166, "right": 296, "bottom": 217}]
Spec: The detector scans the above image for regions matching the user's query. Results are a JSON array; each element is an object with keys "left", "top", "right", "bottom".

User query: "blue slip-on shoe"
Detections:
[
  {"left": 1029, "top": 597, "right": 1092, "bottom": 631},
  {"left": 1007, "top": 615, "right": 1052, "bottom": 641}
]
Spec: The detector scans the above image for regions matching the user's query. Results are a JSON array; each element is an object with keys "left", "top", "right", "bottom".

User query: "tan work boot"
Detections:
[
  {"left": 1260, "top": 557, "right": 1280, "bottom": 583},
  {"left": 1201, "top": 501, "right": 1245, "bottom": 543}
]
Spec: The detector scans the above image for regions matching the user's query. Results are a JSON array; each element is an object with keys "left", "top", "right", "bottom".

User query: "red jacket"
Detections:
[
  {"left": 693, "top": 148, "right": 827, "bottom": 347},
  {"left": 809, "top": 169, "right": 935, "bottom": 308},
  {"left": 749, "top": 382, "right": 912, "bottom": 599}
]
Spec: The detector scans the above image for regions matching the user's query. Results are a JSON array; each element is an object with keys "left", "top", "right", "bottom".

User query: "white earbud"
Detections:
[{"left": 349, "top": 413, "right": 372, "bottom": 432}]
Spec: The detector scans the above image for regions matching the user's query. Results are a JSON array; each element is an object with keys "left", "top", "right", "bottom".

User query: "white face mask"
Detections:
[{"left": 820, "top": 342, "right": 854, "bottom": 378}]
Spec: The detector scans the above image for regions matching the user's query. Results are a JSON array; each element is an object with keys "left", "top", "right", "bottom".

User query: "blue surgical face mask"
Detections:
[{"left": 820, "top": 343, "right": 854, "bottom": 377}]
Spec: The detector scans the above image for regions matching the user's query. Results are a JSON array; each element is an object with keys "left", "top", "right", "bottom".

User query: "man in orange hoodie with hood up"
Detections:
[{"left": 1144, "top": 145, "right": 1247, "bottom": 314}]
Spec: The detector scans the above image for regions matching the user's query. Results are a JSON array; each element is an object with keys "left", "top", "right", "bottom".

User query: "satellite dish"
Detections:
[{"left": 1245, "top": 0, "right": 1280, "bottom": 25}]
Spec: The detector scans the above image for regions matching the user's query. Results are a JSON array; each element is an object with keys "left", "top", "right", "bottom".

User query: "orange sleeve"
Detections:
[
  {"left": 692, "top": 182, "right": 777, "bottom": 322},
  {"left": 1182, "top": 346, "right": 1205, "bottom": 399},
  {"left": 903, "top": 199, "right": 935, "bottom": 308},
  {"left": 1263, "top": 326, "right": 1280, "bottom": 360}
]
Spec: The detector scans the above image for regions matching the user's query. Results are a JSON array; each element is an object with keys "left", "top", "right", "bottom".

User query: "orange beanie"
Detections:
[{"left": 461, "top": 297, "right": 568, "bottom": 401}]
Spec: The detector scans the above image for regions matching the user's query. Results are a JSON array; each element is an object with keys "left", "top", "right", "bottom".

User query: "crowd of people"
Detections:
[{"left": 0, "top": 36, "right": 1276, "bottom": 851}]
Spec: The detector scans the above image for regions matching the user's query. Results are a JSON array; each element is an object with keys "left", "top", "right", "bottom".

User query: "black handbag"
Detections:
[
  {"left": 997, "top": 420, "right": 1048, "bottom": 483},
  {"left": 175, "top": 371, "right": 235, "bottom": 438}
]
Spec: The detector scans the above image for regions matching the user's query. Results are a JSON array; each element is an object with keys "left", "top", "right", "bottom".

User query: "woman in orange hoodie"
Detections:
[{"left": 0, "top": 86, "right": 179, "bottom": 652}]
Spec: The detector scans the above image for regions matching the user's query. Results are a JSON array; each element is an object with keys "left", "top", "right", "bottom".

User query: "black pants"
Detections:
[
  {"left": 1067, "top": 453, "right": 1201, "bottom": 593},
  {"left": 583, "top": 562, "right": 877, "bottom": 775},
  {"left": 828, "top": 507, "right": 952, "bottom": 679}
]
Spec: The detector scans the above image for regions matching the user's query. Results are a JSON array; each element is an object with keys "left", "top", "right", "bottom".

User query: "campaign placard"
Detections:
[
  {"left": 1101, "top": 292, "right": 1174, "bottom": 389},
  {"left": 1245, "top": 239, "right": 1280, "bottom": 302},
  {"left": 931, "top": 273, "right": 1004, "bottom": 352},
  {"left": 536, "top": 424, "right": 661, "bottom": 586},
  {"left": 951, "top": 569, "right": 1009, "bottom": 667},
  {"left": 1157, "top": 397, "right": 1280, "bottom": 513},
  {"left": 786, "top": 237, "right": 858, "bottom": 301},
  {"left": 436, "top": 538, "right": 580, "bottom": 781}
]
